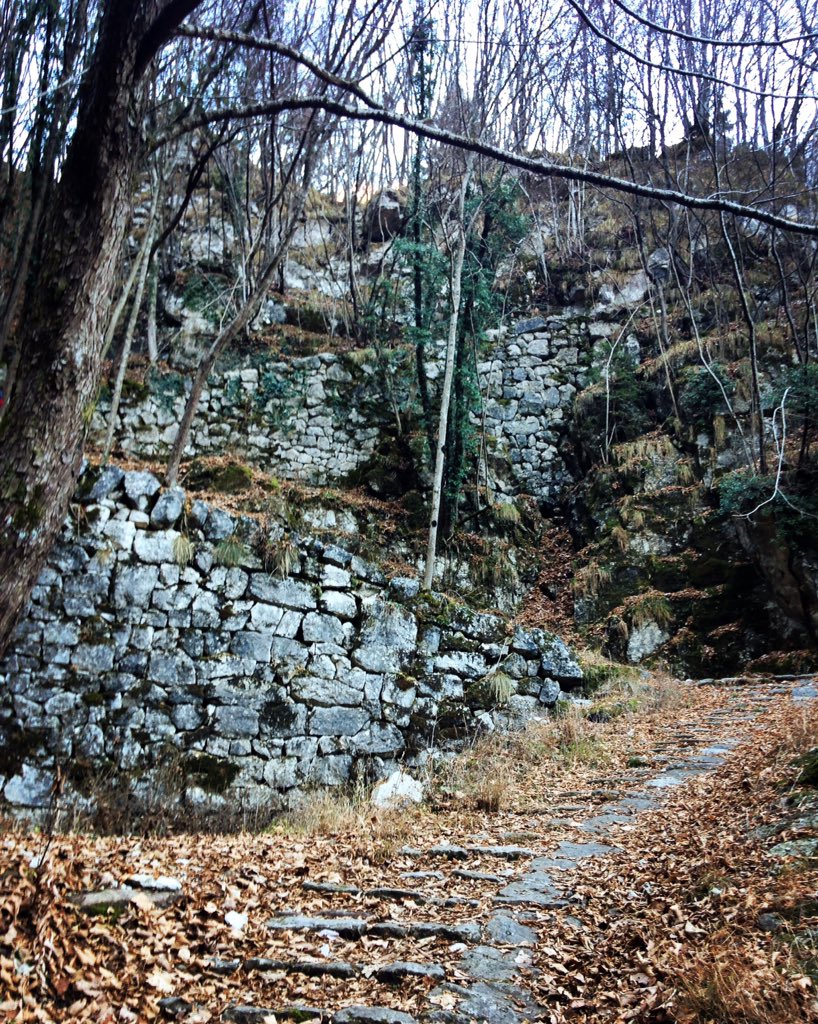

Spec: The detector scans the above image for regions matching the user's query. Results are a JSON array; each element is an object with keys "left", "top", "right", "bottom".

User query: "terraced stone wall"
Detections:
[
  {"left": 90, "top": 311, "right": 591, "bottom": 502},
  {"left": 0, "top": 467, "right": 583, "bottom": 812}
]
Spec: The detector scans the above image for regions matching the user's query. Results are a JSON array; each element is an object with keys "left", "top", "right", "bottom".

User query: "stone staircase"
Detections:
[{"left": 143, "top": 680, "right": 816, "bottom": 1024}]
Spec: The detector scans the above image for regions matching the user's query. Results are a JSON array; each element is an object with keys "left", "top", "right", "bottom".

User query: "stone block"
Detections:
[
  {"left": 320, "top": 590, "right": 357, "bottom": 620},
  {"left": 148, "top": 652, "right": 196, "bottom": 687},
  {"left": 123, "top": 470, "right": 161, "bottom": 507},
  {"left": 150, "top": 489, "right": 185, "bottom": 528},
  {"left": 71, "top": 644, "right": 115, "bottom": 673},
  {"left": 309, "top": 707, "right": 369, "bottom": 736},
  {"left": 248, "top": 576, "right": 316, "bottom": 610},
  {"left": 250, "top": 603, "right": 284, "bottom": 630},
  {"left": 302, "top": 612, "right": 346, "bottom": 645},
  {"left": 214, "top": 704, "right": 259, "bottom": 738},
  {"left": 230, "top": 631, "right": 273, "bottom": 662}
]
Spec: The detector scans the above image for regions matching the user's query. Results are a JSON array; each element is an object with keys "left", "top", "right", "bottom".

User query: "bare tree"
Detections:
[{"left": 1, "top": 0, "right": 817, "bottom": 658}]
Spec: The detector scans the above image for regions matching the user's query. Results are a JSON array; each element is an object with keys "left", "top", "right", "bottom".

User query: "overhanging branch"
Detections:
[{"left": 154, "top": 96, "right": 818, "bottom": 237}]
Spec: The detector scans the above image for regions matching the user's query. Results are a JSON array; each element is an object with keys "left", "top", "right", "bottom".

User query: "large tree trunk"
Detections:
[{"left": 0, "top": 1, "right": 198, "bottom": 657}]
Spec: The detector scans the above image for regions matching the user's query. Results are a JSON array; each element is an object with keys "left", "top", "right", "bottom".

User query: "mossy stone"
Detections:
[{"left": 183, "top": 753, "right": 240, "bottom": 794}]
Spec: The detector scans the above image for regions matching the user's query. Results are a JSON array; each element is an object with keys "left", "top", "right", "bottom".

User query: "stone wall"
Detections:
[
  {"left": 0, "top": 467, "right": 583, "bottom": 811},
  {"left": 477, "top": 312, "right": 588, "bottom": 503},
  {"left": 93, "top": 353, "right": 389, "bottom": 486},
  {"left": 91, "top": 312, "right": 590, "bottom": 502}
]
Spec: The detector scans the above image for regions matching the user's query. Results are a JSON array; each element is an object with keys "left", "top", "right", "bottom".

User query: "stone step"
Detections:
[
  {"left": 301, "top": 882, "right": 427, "bottom": 903},
  {"left": 452, "top": 869, "right": 507, "bottom": 884},
  {"left": 245, "top": 957, "right": 358, "bottom": 979},
  {"left": 236, "top": 957, "right": 449, "bottom": 985},
  {"left": 267, "top": 915, "right": 368, "bottom": 938},
  {"left": 368, "top": 921, "right": 482, "bottom": 943},
  {"left": 374, "top": 961, "right": 446, "bottom": 983},
  {"left": 425, "top": 843, "right": 537, "bottom": 861},
  {"left": 468, "top": 845, "right": 537, "bottom": 860},
  {"left": 334, "top": 1008, "right": 418, "bottom": 1024},
  {"left": 206, "top": 957, "right": 241, "bottom": 975},
  {"left": 367, "top": 887, "right": 427, "bottom": 903},
  {"left": 298, "top": 882, "right": 476, "bottom": 910},
  {"left": 303, "top": 881, "right": 363, "bottom": 896},
  {"left": 266, "top": 914, "right": 482, "bottom": 944},
  {"left": 223, "top": 1005, "right": 325, "bottom": 1023}
]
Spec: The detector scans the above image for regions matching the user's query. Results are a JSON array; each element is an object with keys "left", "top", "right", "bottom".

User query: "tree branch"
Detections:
[
  {"left": 607, "top": 0, "right": 818, "bottom": 48},
  {"left": 155, "top": 97, "right": 818, "bottom": 236},
  {"left": 176, "top": 23, "right": 381, "bottom": 110},
  {"left": 563, "top": 0, "right": 818, "bottom": 102}
]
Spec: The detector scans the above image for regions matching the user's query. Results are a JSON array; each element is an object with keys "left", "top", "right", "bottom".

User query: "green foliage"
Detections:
[
  {"left": 679, "top": 363, "right": 734, "bottom": 425},
  {"left": 630, "top": 593, "right": 672, "bottom": 628},
  {"left": 147, "top": 368, "right": 185, "bottom": 414},
  {"left": 186, "top": 459, "right": 253, "bottom": 493},
  {"left": 718, "top": 470, "right": 773, "bottom": 517},
  {"left": 796, "top": 747, "right": 818, "bottom": 787},
  {"left": 718, "top": 468, "right": 818, "bottom": 545},
  {"left": 181, "top": 271, "right": 226, "bottom": 323},
  {"left": 488, "top": 671, "right": 517, "bottom": 706},
  {"left": 580, "top": 350, "right": 654, "bottom": 455},
  {"left": 773, "top": 364, "right": 818, "bottom": 422}
]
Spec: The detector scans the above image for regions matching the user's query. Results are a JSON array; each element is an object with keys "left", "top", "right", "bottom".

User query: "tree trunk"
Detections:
[
  {"left": 146, "top": 254, "right": 159, "bottom": 362},
  {"left": 0, "top": 0, "right": 199, "bottom": 658},
  {"left": 103, "top": 204, "right": 159, "bottom": 462},
  {"left": 164, "top": 221, "right": 300, "bottom": 486},
  {"left": 423, "top": 167, "right": 470, "bottom": 591}
]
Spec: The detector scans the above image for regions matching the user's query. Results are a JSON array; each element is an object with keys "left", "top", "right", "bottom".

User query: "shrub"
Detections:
[{"left": 679, "top": 362, "right": 734, "bottom": 425}]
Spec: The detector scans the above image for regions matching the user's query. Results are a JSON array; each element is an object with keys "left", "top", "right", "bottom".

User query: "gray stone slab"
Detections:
[
  {"left": 616, "top": 796, "right": 656, "bottom": 812},
  {"left": 333, "top": 1008, "right": 418, "bottom": 1024},
  {"left": 367, "top": 887, "right": 427, "bottom": 903},
  {"left": 428, "top": 844, "right": 470, "bottom": 860},
  {"left": 368, "top": 921, "right": 483, "bottom": 942},
  {"left": 375, "top": 961, "right": 446, "bottom": 983},
  {"left": 369, "top": 921, "right": 482, "bottom": 943},
  {"left": 205, "top": 958, "right": 240, "bottom": 975},
  {"left": 485, "top": 914, "right": 537, "bottom": 946},
  {"left": 458, "top": 945, "right": 520, "bottom": 983},
  {"left": 466, "top": 845, "right": 536, "bottom": 860},
  {"left": 302, "top": 881, "right": 362, "bottom": 896},
  {"left": 426, "top": 981, "right": 540, "bottom": 1024},
  {"left": 225, "top": 1008, "right": 324, "bottom": 1023},
  {"left": 266, "top": 914, "right": 368, "bottom": 938},
  {"left": 646, "top": 772, "right": 687, "bottom": 789},
  {"left": 245, "top": 958, "right": 357, "bottom": 979},
  {"left": 452, "top": 870, "right": 506, "bottom": 883},
  {"left": 577, "top": 813, "right": 630, "bottom": 833}
]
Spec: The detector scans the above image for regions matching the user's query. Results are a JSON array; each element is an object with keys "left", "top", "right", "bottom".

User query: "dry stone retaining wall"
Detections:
[
  {"left": 0, "top": 467, "right": 583, "bottom": 811},
  {"left": 91, "top": 312, "right": 591, "bottom": 502}
]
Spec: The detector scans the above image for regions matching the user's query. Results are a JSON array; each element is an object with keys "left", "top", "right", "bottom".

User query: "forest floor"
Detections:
[{"left": 2, "top": 675, "right": 818, "bottom": 1024}]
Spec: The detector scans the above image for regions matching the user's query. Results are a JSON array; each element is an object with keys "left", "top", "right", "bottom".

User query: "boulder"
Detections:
[{"left": 371, "top": 770, "right": 424, "bottom": 810}]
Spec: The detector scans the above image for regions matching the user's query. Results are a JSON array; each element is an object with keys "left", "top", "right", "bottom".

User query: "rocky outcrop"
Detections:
[{"left": 0, "top": 468, "right": 582, "bottom": 812}]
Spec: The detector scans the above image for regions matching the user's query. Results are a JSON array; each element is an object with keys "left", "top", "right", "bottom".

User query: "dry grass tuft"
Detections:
[
  {"left": 275, "top": 785, "right": 421, "bottom": 863},
  {"left": 675, "top": 946, "right": 812, "bottom": 1024},
  {"left": 572, "top": 560, "right": 612, "bottom": 598},
  {"left": 611, "top": 524, "right": 630, "bottom": 552}
]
